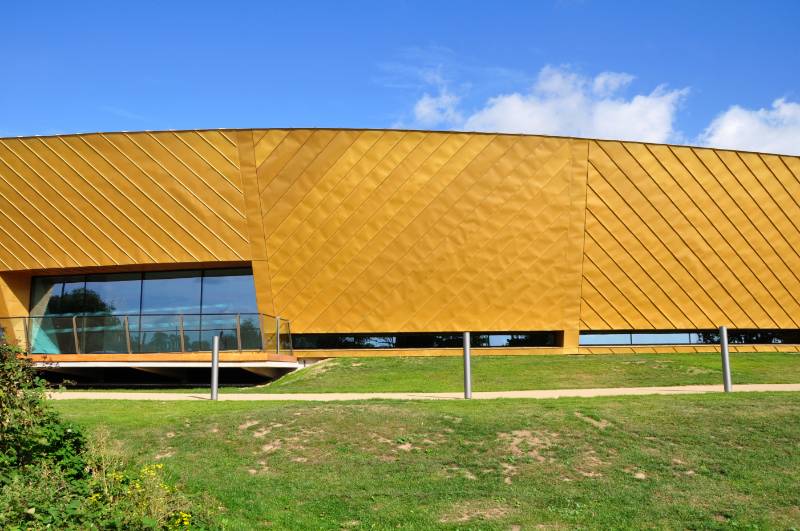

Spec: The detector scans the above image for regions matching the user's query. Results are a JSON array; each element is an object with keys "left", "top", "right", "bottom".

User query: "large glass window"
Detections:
[
  {"left": 201, "top": 268, "right": 258, "bottom": 314},
  {"left": 85, "top": 273, "right": 141, "bottom": 315},
  {"left": 28, "top": 267, "right": 259, "bottom": 354},
  {"left": 292, "top": 331, "right": 562, "bottom": 349},
  {"left": 579, "top": 330, "right": 800, "bottom": 346}
]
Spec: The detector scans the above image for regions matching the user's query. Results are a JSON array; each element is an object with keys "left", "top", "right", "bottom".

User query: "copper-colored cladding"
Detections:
[
  {"left": 582, "top": 141, "right": 800, "bottom": 331},
  {"left": 0, "top": 129, "right": 798, "bottom": 357}
]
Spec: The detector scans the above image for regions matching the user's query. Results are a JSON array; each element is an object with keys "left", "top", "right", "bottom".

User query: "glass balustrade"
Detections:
[{"left": 0, "top": 313, "right": 291, "bottom": 356}]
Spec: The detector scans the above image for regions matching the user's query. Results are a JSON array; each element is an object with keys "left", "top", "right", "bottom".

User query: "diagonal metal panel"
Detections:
[
  {"left": 0, "top": 131, "right": 250, "bottom": 270},
  {"left": 581, "top": 140, "right": 800, "bottom": 330},
  {"left": 253, "top": 130, "right": 588, "bottom": 333}
]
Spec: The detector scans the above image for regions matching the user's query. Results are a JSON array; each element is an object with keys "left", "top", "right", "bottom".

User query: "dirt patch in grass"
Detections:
[
  {"left": 574, "top": 411, "right": 611, "bottom": 429},
  {"left": 502, "top": 462, "right": 518, "bottom": 484},
  {"left": 154, "top": 449, "right": 175, "bottom": 460},
  {"left": 439, "top": 501, "right": 510, "bottom": 523},
  {"left": 304, "top": 358, "right": 338, "bottom": 376},
  {"left": 575, "top": 450, "right": 607, "bottom": 478},
  {"left": 260, "top": 440, "right": 282, "bottom": 453},
  {"left": 443, "top": 465, "right": 477, "bottom": 480},
  {"left": 238, "top": 419, "right": 259, "bottom": 430},
  {"left": 624, "top": 466, "right": 647, "bottom": 480},
  {"left": 498, "top": 430, "right": 558, "bottom": 462}
]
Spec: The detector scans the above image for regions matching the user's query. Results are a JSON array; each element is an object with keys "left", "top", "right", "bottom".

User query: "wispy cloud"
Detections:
[
  {"left": 393, "top": 63, "right": 688, "bottom": 144},
  {"left": 698, "top": 98, "right": 800, "bottom": 155},
  {"left": 386, "top": 55, "right": 800, "bottom": 155},
  {"left": 463, "top": 66, "right": 688, "bottom": 143}
]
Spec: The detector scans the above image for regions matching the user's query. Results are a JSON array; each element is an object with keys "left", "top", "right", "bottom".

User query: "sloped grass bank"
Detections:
[
  {"left": 56, "top": 393, "right": 800, "bottom": 529},
  {"left": 257, "top": 352, "right": 800, "bottom": 394}
]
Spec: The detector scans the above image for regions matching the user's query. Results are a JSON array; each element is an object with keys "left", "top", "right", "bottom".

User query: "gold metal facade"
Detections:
[
  {"left": 581, "top": 140, "right": 800, "bottom": 331},
  {"left": 0, "top": 129, "right": 798, "bottom": 353}
]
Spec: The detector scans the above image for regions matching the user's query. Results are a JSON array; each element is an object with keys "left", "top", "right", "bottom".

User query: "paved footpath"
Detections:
[{"left": 47, "top": 383, "right": 800, "bottom": 401}]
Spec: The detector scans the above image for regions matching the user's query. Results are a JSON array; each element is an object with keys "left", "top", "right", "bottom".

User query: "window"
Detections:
[
  {"left": 579, "top": 330, "right": 800, "bottom": 346},
  {"left": 292, "top": 331, "right": 562, "bottom": 349},
  {"left": 472, "top": 332, "right": 562, "bottom": 347},
  {"left": 201, "top": 268, "right": 258, "bottom": 314},
  {"left": 28, "top": 268, "right": 259, "bottom": 354},
  {"left": 85, "top": 273, "right": 142, "bottom": 315}
]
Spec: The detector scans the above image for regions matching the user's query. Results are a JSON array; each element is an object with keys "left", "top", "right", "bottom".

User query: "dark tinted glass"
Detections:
[
  {"left": 137, "top": 315, "right": 185, "bottom": 353},
  {"left": 78, "top": 315, "right": 129, "bottom": 354},
  {"left": 580, "top": 330, "right": 800, "bottom": 346},
  {"left": 728, "top": 329, "right": 800, "bottom": 344},
  {"left": 85, "top": 273, "right": 141, "bottom": 315},
  {"left": 29, "top": 316, "right": 76, "bottom": 354},
  {"left": 201, "top": 268, "right": 258, "bottom": 314},
  {"left": 293, "top": 331, "right": 560, "bottom": 349},
  {"left": 473, "top": 332, "right": 561, "bottom": 347},
  {"left": 58, "top": 280, "right": 89, "bottom": 315},
  {"left": 30, "top": 276, "right": 91, "bottom": 316},
  {"left": 141, "top": 271, "right": 202, "bottom": 315},
  {"left": 30, "top": 276, "right": 66, "bottom": 316}
]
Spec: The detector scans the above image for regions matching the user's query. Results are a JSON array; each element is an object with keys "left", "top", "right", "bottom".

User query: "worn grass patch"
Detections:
[{"left": 55, "top": 393, "right": 800, "bottom": 529}]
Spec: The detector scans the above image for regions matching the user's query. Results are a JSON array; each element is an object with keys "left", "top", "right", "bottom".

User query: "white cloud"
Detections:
[
  {"left": 413, "top": 87, "right": 462, "bottom": 127},
  {"left": 592, "top": 72, "right": 635, "bottom": 96},
  {"left": 697, "top": 98, "right": 800, "bottom": 155},
  {"left": 405, "top": 65, "right": 688, "bottom": 144},
  {"left": 394, "top": 61, "right": 799, "bottom": 155}
]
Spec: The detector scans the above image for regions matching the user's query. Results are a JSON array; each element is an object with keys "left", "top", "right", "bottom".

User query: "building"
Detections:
[{"left": 0, "top": 128, "right": 798, "bottom": 377}]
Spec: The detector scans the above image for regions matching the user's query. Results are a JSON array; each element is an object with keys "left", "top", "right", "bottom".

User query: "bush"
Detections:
[
  {"left": 0, "top": 343, "right": 207, "bottom": 530},
  {"left": 0, "top": 343, "right": 86, "bottom": 477}
]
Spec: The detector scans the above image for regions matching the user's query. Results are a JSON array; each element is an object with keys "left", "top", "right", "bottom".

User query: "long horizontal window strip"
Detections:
[
  {"left": 293, "top": 331, "right": 563, "bottom": 350},
  {"left": 579, "top": 330, "right": 800, "bottom": 346}
]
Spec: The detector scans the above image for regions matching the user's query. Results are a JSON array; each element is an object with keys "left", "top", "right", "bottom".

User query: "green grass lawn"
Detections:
[
  {"left": 253, "top": 352, "right": 800, "bottom": 394},
  {"left": 56, "top": 394, "right": 800, "bottom": 529},
  {"left": 52, "top": 352, "right": 800, "bottom": 395}
]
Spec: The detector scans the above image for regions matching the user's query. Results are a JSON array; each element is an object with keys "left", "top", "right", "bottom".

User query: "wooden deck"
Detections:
[{"left": 26, "top": 351, "right": 297, "bottom": 363}]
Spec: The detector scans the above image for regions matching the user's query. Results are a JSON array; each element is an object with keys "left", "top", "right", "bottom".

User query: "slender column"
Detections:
[
  {"left": 463, "top": 331, "right": 472, "bottom": 399},
  {"left": 72, "top": 316, "right": 80, "bottom": 354},
  {"left": 720, "top": 326, "right": 732, "bottom": 393},
  {"left": 211, "top": 335, "right": 220, "bottom": 401},
  {"left": 123, "top": 316, "right": 132, "bottom": 354},
  {"left": 275, "top": 316, "right": 281, "bottom": 356},
  {"left": 178, "top": 315, "right": 186, "bottom": 353},
  {"left": 23, "top": 318, "right": 30, "bottom": 355},
  {"left": 236, "top": 314, "right": 242, "bottom": 351}
]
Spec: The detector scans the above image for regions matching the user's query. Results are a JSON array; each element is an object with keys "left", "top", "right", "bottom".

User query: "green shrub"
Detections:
[
  {"left": 0, "top": 343, "right": 86, "bottom": 477},
  {"left": 0, "top": 344, "right": 207, "bottom": 529},
  {"left": 0, "top": 454, "right": 202, "bottom": 529}
]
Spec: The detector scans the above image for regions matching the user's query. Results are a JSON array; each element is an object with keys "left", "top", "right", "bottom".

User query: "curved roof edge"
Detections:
[{"left": 0, "top": 127, "right": 797, "bottom": 159}]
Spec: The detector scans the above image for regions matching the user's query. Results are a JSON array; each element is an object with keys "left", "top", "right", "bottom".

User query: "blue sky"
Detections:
[{"left": 2, "top": 1, "right": 799, "bottom": 153}]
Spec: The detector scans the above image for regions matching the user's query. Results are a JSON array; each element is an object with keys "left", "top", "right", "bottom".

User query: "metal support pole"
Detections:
[
  {"left": 235, "top": 314, "right": 242, "bottom": 351},
  {"left": 211, "top": 335, "right": 220, "bottom": 401},
  {"left": 123, "top": 316, "right": 132, "bottom": 354},
  {"left": 178, "top": 315, "right": 186, "bottom": 353},
  {"left": 463, "top": 331, "right": 472, "bottom": 399},
  {"left": 275, "top": 316, "right": 281, "bottom": 356},
  {"left": 719, "top": 326, "right": 732, "bottom": 393},
  {"left": 23, "top": 318, "right": 30, "bottom": 355},
  {"left": 72, "top": 315, "right": 80, "bottom": 354},
  {"left": 257, "top": 314, "right": 265, "bottom": 350}
]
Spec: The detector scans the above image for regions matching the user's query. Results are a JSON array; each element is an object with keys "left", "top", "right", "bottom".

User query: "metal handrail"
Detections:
[{"left": 1, "top": 313, "right": 291, "bottom": 356}]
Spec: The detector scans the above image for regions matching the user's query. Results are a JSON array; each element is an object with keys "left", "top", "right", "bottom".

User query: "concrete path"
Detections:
[{"left": 47, "top": 383, "right": 800, "bottom": 401}]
